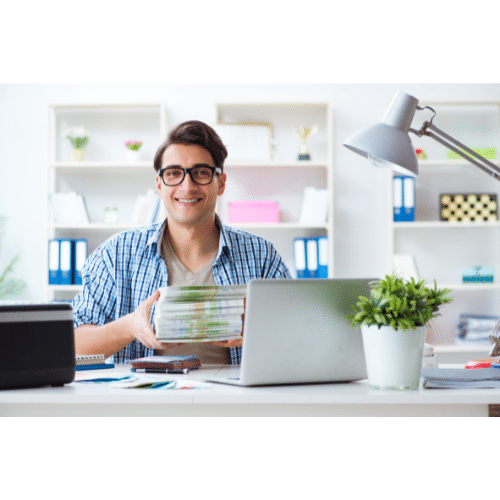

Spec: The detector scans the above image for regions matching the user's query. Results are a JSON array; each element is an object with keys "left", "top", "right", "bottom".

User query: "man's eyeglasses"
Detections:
[{"left": 158, "top": 164, "right": 222, "bottom": 186}]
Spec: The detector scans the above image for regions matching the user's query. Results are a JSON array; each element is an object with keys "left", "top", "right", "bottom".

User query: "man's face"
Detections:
[{"left": 156, "top": 143, "right": 226, "bottom": 227}]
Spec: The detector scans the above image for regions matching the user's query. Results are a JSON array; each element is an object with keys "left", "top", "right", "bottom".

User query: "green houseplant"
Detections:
[
  {"left": 348, "top": 275, "right": 453, "bottom": 390},
  {"left": 0, "top": 252, "right": 25, "bottom": 299},
  {"left": 66, "top": 127, "right": 89, "bottom": 162}
]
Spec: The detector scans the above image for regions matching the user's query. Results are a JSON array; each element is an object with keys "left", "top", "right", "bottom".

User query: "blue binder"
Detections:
[
  {"left": 293, "top": 238, "right": 308, "bottom": 278},
  {"left": 48, "top": 239, "right": 60, "bottom": 285},
  {"left": 393, "top": 175, "right": 415, "bottom": 222},
  {"left": 73, "top": 239, "right": 88, "bottom": 285},
  {"left": 59, "top": 239, "right": 73, "bottom": 285},
  {"left": 306, "top": 238, "right": 319, "bottom": 278},
  {"left": 317, "top": 236, "right": 328, "bottom": 278}
]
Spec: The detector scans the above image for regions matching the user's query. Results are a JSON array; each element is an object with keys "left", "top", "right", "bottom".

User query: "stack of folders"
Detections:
[
  {"left": 293, "top": 236, "right": 328, "bottom": 278},
  {"left": 393, "top": 175, "right": 415, "bottom": 222},
  {"left": 130, "top": 189, "right": 162, "bottom": 225},
  {"left": 456, "top": 314, "right": 500, "bottom": 346},
  {"left": 48, "top": 238, "right": 87, "bottom": 285},
  {"left": 154, "top": 285, "right": 247, "bottom": 342},
  {"left": 76, "top": 354, "right": 115, "bottom": 371},
  {"left": 49, "top": 192, "right": 90, "bottom": 224}
]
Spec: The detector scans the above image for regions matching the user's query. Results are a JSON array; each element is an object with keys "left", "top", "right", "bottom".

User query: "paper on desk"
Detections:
[
  {"left": 75, "top": 373, "right": 209, "bottom": 389},
  {"left": 421, "top": 368, "right": 500, "bottom": 389}
]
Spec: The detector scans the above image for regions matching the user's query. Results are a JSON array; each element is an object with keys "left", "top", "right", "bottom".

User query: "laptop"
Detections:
[
  {"left": 0, "top": 303, "right": 76, "bottom": 389},
  {"left": 206, "top": 278, "right": 372, "bottom": 386}
]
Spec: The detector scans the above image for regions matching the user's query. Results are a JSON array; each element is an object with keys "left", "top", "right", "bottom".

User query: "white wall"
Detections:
[{"left": 1, "top": 83, "right": 500, "bottom": 301}]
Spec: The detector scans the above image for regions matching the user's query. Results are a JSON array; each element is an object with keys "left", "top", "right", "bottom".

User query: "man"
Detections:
[{"left": 72, "top": 120, "right": 291, "bottom": 364}]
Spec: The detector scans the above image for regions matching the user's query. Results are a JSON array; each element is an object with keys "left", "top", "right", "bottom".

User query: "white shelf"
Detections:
[
  {"left": 224, "top": 160, "right": 328, "bottom": 169},
  {"left": 46, "top": 103, "right": 168, "bottom": 302},
  {"left": 392, "top": 220, "right": 500, "bottom": 229},
  {"left": 231, "top": 223, "right": 329, "bottom": 231},
  {"left": 48, "top": 223, "right": 139, "bottom": 231},
  {"left": 387, "top": 100, "right": 500, "bottom": 346},
  {"left": 50, "top": 162, "right": 154, "bottom": 170},
  {"left": 215, "top": 101, "right": 333, "bottom": 278},
  {"left": 418, "top": 159, "right": 500, "bottom": 168}
]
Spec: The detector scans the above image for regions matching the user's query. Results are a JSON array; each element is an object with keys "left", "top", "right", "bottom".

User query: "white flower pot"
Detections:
[
  {"left": 361, "top": 324, "right": 426, "bottom": 390},
  {"left": 70, "top": 149, "right": 85, "bottom": 162},
  {"left": 125, "top": 149, "right": 141, "bottom": 163}
]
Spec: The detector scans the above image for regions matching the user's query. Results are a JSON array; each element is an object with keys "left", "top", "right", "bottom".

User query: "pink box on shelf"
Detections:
[{"left": 227, "top": 201, "right": 279, "bottom": 223}]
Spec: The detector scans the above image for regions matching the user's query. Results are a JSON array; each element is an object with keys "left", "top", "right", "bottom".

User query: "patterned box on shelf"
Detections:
[
  {"left": 440, "top": 193, "right": 498, "bottom": 222},
  {"left": 227, "top": 201, "right": 279, "bottom": 223},
  {"left": 462, "top": 266, "right": 494, "bottom": 283}
]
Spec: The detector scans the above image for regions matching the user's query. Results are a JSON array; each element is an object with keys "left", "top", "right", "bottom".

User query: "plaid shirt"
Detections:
[{"left": 72, "top": 217, "right": 291, "bottom": 364}]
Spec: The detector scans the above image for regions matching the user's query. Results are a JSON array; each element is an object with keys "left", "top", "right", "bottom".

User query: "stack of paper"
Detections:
[
  {"left": 421, "top": 368, "right": 500, "bottom": 389},
  {"left": 154, "top": 285, "right": 247, "bottom": 342}
]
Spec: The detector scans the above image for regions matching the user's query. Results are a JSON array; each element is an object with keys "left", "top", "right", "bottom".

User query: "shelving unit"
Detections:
[
  {"left": 214, "top": 102, "right": 333, "bottom": 277},
  {"left": 387, "top": 101, "right": 500, "bottom": 357},
  {"left": 45, "top": 103, "right": 168, "bottom": 302}
]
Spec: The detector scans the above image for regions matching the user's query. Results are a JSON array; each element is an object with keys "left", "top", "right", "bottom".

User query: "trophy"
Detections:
[{"left": 292, "top": 126, "right": 318, "bottom": 160}]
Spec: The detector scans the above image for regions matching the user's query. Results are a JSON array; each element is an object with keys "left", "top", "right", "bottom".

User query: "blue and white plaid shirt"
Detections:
[{"left": 72, "top": 217, "right": 291, "bottom": 364}]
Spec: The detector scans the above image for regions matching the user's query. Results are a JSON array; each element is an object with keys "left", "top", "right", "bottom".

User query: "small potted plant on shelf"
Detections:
[
  {"left": 125, "top": 140, "right": 142, "bottom": 163},
  {"left": 348, "top": 275, "right": 453, "bottom": 390},
  {"left": 66, "top": 127, "right": 89, "bottom": 163}
]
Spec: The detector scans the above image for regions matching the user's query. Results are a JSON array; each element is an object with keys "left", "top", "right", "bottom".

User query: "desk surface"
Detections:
[{"left": 1, "top": 365, "right": 500, "bottom": 416}]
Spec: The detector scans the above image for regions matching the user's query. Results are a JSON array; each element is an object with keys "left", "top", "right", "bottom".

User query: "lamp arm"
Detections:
[{"left": 411, "top": 121, "right": 500, "bottom": 181}]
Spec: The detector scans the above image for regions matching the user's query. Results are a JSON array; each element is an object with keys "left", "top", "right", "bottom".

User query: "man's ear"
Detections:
[{"left": 217, "top": 173, "right": 227, "bottom": 196}]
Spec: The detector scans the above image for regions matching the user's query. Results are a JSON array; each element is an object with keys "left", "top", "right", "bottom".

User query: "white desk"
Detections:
[
  {"left": 0, "top": 366, "right": 500, "bottom": 417},
  {"left": 1, "top": 365, "right": 500, "bottom": 417}
]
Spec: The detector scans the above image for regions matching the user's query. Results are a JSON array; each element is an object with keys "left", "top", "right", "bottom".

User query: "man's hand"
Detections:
[{"left": 129, "top": 289, "right": 163, "bottom": 350}]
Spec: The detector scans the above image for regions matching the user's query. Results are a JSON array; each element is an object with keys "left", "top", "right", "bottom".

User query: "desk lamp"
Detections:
[
  {"left": 343, "top": 91, "right": 500, "bottom": 180},
  {"left": 343, "top": 90, "right": 500, "bottom": 356}
]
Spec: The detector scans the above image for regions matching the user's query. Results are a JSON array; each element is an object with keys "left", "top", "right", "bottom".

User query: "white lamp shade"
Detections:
[
  {"left": 344, "top": 122, "right": 419, "bottom": 177},
  {"left": 343, "top": 91, "right": 420, "bottom": 177}
]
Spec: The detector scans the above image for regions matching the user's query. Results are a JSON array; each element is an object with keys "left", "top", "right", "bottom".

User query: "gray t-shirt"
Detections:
[{"left": 156, "top": 232, "right": 232, "bottom": 364}]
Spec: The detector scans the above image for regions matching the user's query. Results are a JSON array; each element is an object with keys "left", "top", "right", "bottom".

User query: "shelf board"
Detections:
[
  {"left": 440, "top": 282, "right": 500, "bottom": 291},
  {"left": 229, "top": 222, "right": 329, "bottom": 230},
  {"left": 392, "top": 220, "right": 500, "bottom": 229},
  {"left": 224, "top": 160, "right": 328, "bottom": 168},
  {"left": 47, "top": 285, "right": 82, "bottom": 292},
  {"left": 418, "top": 159, "right": 500, "bottom": 168},
  {"left": 49, "top": 223, "right": 138, "bottom": 230},
  {"left": 50, "top": 162, "right": 154, "bottom": 170}
]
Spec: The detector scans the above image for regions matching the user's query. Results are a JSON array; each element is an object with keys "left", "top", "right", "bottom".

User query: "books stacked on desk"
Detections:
[
  {"left": 154, "top": 285, "right": 246, "bottom": 342},
  {"left": 76, "top": 354, "right": 115, "bottom": 371}
]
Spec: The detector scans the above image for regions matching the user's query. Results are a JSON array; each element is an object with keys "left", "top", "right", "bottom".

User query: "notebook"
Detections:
[{"left": 206, "top": 278, "right": 372, "bottom": 386}]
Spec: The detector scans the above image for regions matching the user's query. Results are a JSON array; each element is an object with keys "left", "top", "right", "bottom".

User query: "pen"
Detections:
[{"left": 132, "top": 368, "right": 189, "bottom": 374}]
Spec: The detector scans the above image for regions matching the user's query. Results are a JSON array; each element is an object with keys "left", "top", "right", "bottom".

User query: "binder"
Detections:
[
  {"left": 403, "top": 176, "right": 415, "bottom": 221},
  {"left": 393, "top": 176, "right": 403, "bottom": 221},
  {"left": 59, "top": 239, "right": 73, "bottom": 285},
  {"left": 393, "top": 175, "right": 415, "bottom": 222},
  {"left": 293, "top": 238, "right": 308, "bottom": 278},
  {"left": 317, "top": 236, "right": 329, "bottom": 278},
  {"left": 306, "top": 238, "right": 319, "bottom": 278},
  {"left": 73, "top": 239, "right": 88, "bottom": 285},
  {"left": 48, "top": 239, "right": 60, "bottom": 284}
]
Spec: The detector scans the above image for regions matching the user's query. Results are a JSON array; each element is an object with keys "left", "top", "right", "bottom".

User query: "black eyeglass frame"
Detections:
[{"left": 158, "top": 164, "right": 222, "bottom": 186}]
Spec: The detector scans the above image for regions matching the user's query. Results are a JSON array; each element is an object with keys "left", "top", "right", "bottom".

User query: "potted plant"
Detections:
[
  {"left": 348, "top": 275, "right": 453, "bottom": 390},
  {"left": 0, "top": 252, "right": 25, "bottom": 299},
  {"left": 66, "top": 127, "right": 89, "bottom": 162},
  {"left": 125, "top": 140, "right": 142, "bottom": 163}
]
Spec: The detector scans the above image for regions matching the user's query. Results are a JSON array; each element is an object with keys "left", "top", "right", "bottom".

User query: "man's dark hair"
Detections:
[{"left": 153, "top": 120, "right": 228, "bottom": 172}]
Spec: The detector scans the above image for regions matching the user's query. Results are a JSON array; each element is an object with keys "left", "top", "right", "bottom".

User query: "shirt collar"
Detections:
[{"left": 147, "top": 215, "right": 231, "bottom": 260}]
